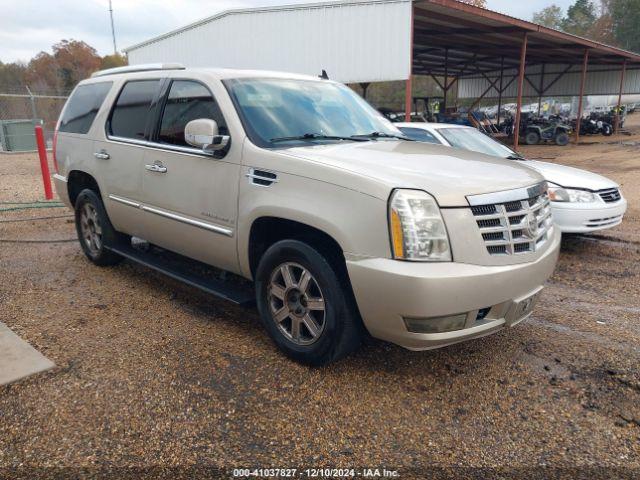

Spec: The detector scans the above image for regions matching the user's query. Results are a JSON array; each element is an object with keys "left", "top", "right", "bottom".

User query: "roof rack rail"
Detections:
[{"left": 91, "top": 63, "right": 186, "bottom": 78}]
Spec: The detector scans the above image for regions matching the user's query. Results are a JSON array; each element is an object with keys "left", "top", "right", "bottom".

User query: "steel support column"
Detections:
[
  {"left": 443, "top": 48, "right": 449, "bottom": 112},
  {"left": 497, "top": 56, "right": 504, "bottom": 127},
  {"left": 405, "top": 5, "right": 414, "bottom": 122},
  {"left": 537, "top": 63, "right": 545, "bottom": 115},
  {"left": 615, "top": 59, "right": 627, "bottom": 133},
  {"left": 574, "top": 49, "right": 589, "bottom": 144},
  {"left": 513, "top": 33, "right": 528, "bottom": 150}
]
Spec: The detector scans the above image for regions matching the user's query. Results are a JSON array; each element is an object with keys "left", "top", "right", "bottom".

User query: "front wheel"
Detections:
[
  {"left": 524, "top": 131, "right": 540, "bottom": 145},
  {"left": 554, "top": 131, "right": 570, "bottom": 146},
  {"left": 255, "top": 240, "right": 362, "bottom": 365},
  {"left": 602, "top": 124, "right": 613, "bottom": 136}
]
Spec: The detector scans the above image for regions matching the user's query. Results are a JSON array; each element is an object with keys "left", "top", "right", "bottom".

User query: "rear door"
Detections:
[
  {"left": 93, "top": 79, "right": 163, "bottom": 238},
  {"left": 138, "top": 78, "right": 241, "bottom": 273}
]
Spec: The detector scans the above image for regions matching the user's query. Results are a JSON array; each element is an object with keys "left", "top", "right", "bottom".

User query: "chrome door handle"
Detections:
[
  {"left": 94, "top": 151, "right": 110, "bottom": 160},
  {"left": 145, "top": 163, "right": 167, "bottom": 173}
]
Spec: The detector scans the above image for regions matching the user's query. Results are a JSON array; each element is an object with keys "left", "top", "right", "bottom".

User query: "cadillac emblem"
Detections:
[{"left": 525, "top": 211, "right": 538, "bottom": 239}]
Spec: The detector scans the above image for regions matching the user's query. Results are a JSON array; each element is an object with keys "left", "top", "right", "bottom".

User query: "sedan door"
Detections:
[{"left": 138, "top": 79, "right": 241, "bottom": 274}]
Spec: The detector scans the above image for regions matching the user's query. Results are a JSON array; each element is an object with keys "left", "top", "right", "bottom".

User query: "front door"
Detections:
[{"left": 139, "top": 79, "right": 241, "bottom": 274}]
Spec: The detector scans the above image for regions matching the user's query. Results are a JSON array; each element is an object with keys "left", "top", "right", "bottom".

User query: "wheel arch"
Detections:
[{"left": 67, "top": 170, "right": 102, "bottom": 207}]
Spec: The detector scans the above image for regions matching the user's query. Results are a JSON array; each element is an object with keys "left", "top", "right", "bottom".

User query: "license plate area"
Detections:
[{"left": 506, "top": 287, "right": 543, "bottom": 326}]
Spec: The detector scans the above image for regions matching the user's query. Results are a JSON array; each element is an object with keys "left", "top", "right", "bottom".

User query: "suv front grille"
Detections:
[
  {"left": 472, "top": 193, "right": 553, "bottom": 256},
  {"left": 598, "top": 188, "right": 621, "bottom": 203}
]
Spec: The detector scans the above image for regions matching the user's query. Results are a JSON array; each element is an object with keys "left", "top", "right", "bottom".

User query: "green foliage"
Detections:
[
  {"left": 532, "top": 0, "right": 639, "bottom": 52},
  {"left": 532, "top": 5, "right": 564, "bottom": 29},
  {"left": 101, "top": 53, "right": 128, "bottom": 70},
  {"left": 610, "top": 0, "right": 640, "bottom": 52},
  {"left": 561, "top": 0, "right": 597, "bottom": 36}
]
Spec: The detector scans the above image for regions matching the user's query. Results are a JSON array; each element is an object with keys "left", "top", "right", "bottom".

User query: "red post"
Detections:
[
  {"left": 615, "top": 59, "right": 627, "bottom": 133},
  {"left": 513, "top": 32, "right": 528, "bottom": 150},
  {"left": 35, "top": 125, "right": 53, "bottom": 200},
  {"left": 574, "top": 49, "right": 589, "bottom": 144}
]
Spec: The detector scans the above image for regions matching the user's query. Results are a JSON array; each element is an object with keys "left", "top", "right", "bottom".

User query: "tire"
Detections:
[
  {"left": 602, "top": 125, "right": 613, "bottom": 136},
  {"left": 74, "top": 189, "right": 126, "bottom": 266},
  {"left": 524, "top": 131, "right": 540, "bottom": 145},
  {"left": 255, "top": 240, "right": 362, "bottom": 366},
  {"left": 554, "top": 132, "right": 570, "bottom": 146}
]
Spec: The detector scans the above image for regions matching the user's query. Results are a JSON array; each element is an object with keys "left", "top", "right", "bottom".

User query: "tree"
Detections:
[
  {"left": 0, "top": 61, "right": 27, "bottom": 92},
  {"left": 101, "top": 53, "right": 128, "bottom": 70},
  {"left": 52, "top": 40, "right": 102, "bottom": 91},
  {"left": 561, "top": 0, "right": 597, "bottom": 36},
  {"left": 532, "top": 5, "right": 564, "bottom": 29},
  {"left": 609, "top": 0, "right": 640, "bottom": 52}
]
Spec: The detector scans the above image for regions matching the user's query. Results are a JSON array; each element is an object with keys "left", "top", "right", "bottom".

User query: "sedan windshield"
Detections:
[
  {"left": 225, "top": 78, "right": 402, "bottom": 148},
  {"left": 437, "top": 127, "right": 516, "bottom": 159}
]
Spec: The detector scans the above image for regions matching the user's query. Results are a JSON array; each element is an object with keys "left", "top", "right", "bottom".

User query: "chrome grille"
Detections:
[
  {"left": 471, "top": 193, "right": 553, "bottom": 256},
  {"left": 597, "top": 188, "right": 621, "bottom": 203}
]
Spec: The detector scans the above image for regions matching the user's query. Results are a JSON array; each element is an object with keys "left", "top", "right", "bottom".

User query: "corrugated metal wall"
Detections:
[
  {"left": 458, "top": 64, "right": 640, "bottom": 99},
  {"left": 126, "top": 0, "right": 412, "bottom": 84}
]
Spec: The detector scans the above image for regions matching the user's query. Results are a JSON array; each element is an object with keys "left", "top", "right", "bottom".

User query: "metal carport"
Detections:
[{"left": 410, "top": 0, "right": 640, "bottom": 147}]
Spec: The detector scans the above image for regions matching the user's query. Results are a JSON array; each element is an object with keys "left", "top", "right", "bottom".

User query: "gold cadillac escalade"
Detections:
[{"left": 53, "top": 64, "right": 560, "bottom": 365}]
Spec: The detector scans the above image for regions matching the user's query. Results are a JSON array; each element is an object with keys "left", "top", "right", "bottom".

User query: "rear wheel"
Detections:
[
  {"left": 554, "top": 131, "right": 570, "bottom": 146},
  {"left": 74, "top": 189, "right": 126, "bottom": 266},
  {"left": 524, "top": 130, "right": 540, "bottom": 145},
  {"left": 255, "top": 240, "right": 362, "bottom": 365}
]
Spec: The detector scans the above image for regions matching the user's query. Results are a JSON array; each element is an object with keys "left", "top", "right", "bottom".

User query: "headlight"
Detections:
[
  {"left": 547, "top": 184, "right": 596, "bottom": 203},
  {"left": 389, "top": 189, "right": 451, "bottom": 261}
]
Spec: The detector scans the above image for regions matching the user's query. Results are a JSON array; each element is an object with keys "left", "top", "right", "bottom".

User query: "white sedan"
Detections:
[{"left": 397, "top": 122, "right": 627, "bottom": 233}]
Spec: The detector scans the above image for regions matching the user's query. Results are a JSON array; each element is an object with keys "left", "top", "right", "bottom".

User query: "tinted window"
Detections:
[
  {"left": 59, "top": 82, "right": 112, "bottom": 134},
  {"left": 398, "top": 127, "right": 441, "bottom": 144},
  {"left": 158, "top": 80, "right": 227, "bottom": 147},
  {"left": 109, "top": 80, "right": 160, "bottom": 139}
]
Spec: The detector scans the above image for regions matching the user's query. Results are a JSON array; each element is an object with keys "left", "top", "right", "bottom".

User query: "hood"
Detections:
[
  {"left": 282, "top": 140, "right": 543, "bottom": 206},
  {"left": 524, "top": 160, "right": 618, "bottom": 191}
]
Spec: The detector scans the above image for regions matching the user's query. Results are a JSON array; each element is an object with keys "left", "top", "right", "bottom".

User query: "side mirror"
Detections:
[{"left": 184, "top": 118, "right": 230, "bottom": 153}]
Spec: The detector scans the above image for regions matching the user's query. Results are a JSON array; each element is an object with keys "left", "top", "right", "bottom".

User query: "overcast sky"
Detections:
[{"left": 0, "top": 0, "right": 576, "bottom": 64}]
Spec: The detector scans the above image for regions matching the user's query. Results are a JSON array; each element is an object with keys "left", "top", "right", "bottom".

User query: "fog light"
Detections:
[{"left": 403, "top": 313, "right": 467, "bottom": 334}]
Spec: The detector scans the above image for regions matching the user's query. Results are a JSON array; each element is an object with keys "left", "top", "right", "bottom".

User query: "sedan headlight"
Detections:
[
  {"left": 389, "top": 189, "right": 451, "bottom": 261},
  {"left": 547, "top": 183, "right": 596, "bottom": 203}
]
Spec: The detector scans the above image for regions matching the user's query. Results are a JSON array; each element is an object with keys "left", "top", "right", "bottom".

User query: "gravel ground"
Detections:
[{"left": 1, "top": 118, "right": 639, "bottom": 479}]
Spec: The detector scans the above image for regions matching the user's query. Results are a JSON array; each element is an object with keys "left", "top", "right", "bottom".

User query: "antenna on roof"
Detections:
[{"left": 319, "top": 69, "right": 329, "bottom": 80}]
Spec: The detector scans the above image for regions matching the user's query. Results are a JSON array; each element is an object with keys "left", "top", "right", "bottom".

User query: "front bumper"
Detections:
[
  {"left": 551, "top": 199, "right": 627, "bottom": 233},
  {"left": 346, "top": 228, "right": 560, "bottom": 350}
]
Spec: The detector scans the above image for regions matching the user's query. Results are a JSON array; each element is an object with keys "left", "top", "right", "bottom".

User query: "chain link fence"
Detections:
[{"left": 0, "top": 87, "right": 69, "bottom": 152}]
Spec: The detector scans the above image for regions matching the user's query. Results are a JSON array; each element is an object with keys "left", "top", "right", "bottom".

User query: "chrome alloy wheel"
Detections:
[
  {"left": 268, "top": 262, "right": 326, "bottom": 346},
  {"left": 79, "top": 203, "right": 103, "bottom": 255}
]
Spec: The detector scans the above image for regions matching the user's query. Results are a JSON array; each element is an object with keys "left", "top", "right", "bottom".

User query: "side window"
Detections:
[
  {"left": 157, "top": 80, "right": 227, "bottom": 147},
  {"left": 59, "top": 82, "right": 112, "bottom": 134},
  {"left": 398, "top": 127, "right": 441, "bottom": 144},
  {"left": 109, "top": 80, "right": 160, "bottom": 140}
]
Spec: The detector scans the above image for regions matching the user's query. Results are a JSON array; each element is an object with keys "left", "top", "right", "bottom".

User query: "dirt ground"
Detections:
[{"left": 1, "top": 117, "right": 639, "bottom": 479}]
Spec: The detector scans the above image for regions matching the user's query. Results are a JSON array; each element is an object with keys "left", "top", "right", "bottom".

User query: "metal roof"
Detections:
[{"left": 412, "top": 0, "right": 640, "bottom": 78}]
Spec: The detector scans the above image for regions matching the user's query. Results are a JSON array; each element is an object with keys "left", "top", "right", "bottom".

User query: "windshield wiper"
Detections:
[
  {"left": 351, "top": 131, "right": 414, "bottom": 141},
  {"left": 506, "top": 154, "right": 526, "bottom": 160},
  {"left": 270, "top": 133, "right": 368, "bottom": 143}
]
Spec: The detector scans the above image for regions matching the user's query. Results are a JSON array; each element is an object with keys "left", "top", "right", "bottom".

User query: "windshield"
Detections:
[
  {"left": 437, "top": 127, "right": 516, "bottom": 159},
  {"left": 225, "top": 78, "right": 401, "bottom": 148}
]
